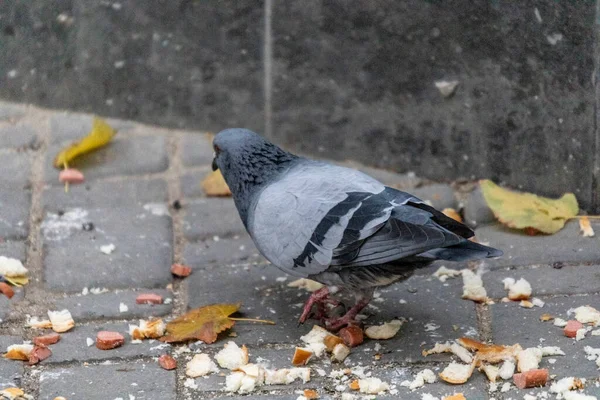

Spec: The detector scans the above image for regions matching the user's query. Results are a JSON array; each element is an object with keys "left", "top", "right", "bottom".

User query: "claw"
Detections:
[{"left": 298, "top": 286, "right": 330, "bottom": 324}]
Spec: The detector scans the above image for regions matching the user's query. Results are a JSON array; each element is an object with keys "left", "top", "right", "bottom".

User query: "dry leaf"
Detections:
[
  {"left": 161, "top": 303, "right": 241, "bottom": 343},
  {"left": 479, "top": 180, "right": 578, "bottom": 234},
  {"left": 53, "top": 117, "right": 116, "bottom": 168},
  {"left": 202, "top": 170, "right": 232, "bottom": 197},
  {"left": 442, "top": 208, "right": 463, "bottom": 223},
  {"left": 579, "top": 216, "right": 595, "bottom": 237}
]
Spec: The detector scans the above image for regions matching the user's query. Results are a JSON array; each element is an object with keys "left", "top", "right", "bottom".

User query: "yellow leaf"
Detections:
[
  {"left": 479, "top": 180, "right": 578, "bottom": 234},
  {"left": 4, "top": 276, "right": 28, "bottom": 287},
  {"left": 442, "top": 208, "right": 463, "bottom": 223},
  {"left": 161, "top": 303, "right": 241, "bottom": 344},
  {"left": 201, "top": 170, "right": 232, "bottom": 197},
  {"left": 53, "top": 117, "right": 116, "bottom": 168}
]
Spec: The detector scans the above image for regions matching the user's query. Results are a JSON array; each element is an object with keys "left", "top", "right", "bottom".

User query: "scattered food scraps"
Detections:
[
  {"left": 565, "top": 320, "right": 585, "bottom": 338},
  {"left": 215, "top": 341, "right": 249, "bottom": 370},
  {"left": 27, "top": 317, "right": 52, "bottom": 329},
  {"left": 53, "top": 117, "right": 116, "bottom": 168},
  {"left": 579, "top": 216, "right": 595, "bottom": 237},
  {"left": 129, "top": 319, "right": 166, "bottom": 340},
  {"left": 0, "top": 256, "right": 29, "bottom": 286},
  {"left": 331, "top": 343, "right": 350, "bottom": 362},
  {"left": 303, "top": 389, "right": 319, "bottom": 399},
  {"left": 4, "top": 344, "right": 34, "bottom": 361},
  {"left": 423, "top": 342, "right": 473, "bottom": 364},
  {"left": 357, "top": 377, "right": 389, "bottom": 394},
  {"left": 119, "top": 302, "right": 128, "bottom": 313},
  {"left": 292, "top": 347, "right": 314, "bottom": 366},
  {"left": 47, "top": 309, "right": 75, "bottom": 333},
  {"left": 170, "top": 263, "right": 192, "bottom": 278},
  {"left": 339, "top": 326, "right": 364, "bottom": 348},
  {"left": 201, "top": 170, "right": 232, "bottom": 197},
  {"left": 516, "top": 348, "right": 543, "bottom": 372},
  {"left": 573, "top": 306, "right": 600, "bottom": 326},
  {"left": 400, "top": 369, "right": 437, "bottom": 390},
  {"left": 433, "top": 266, "right": 462, "bottom": 282},
  {"left": 100, "top": 244, "right": 116, "bottom": 255},
  {"left": 287, "top": 278, "right": 324, "bottom": 292},
  {"left": 0, "top": 282, "right": 14, "bottom": 299},
  {"left": 158, "top": 354, "right": 177, "bottom": 370},
  {"left": 364, "top": 319, "right": 404, "bottom": 340},
  {"left": 513, "top": 368, "right": 548, "bottom": 389},
  {"left": 443, "top": 395, "right": 466, "bottom": 400},
  {"left": 28, "top": 345, "right": 52, "bottom": 365},
  {"left": 479, "top": 179, "right": 579, "bottom": 234},
  {"left": 434, "top": 80, "right": 459, "bottom": 97},
  {"left": 58, "top": 168, "right": 85, "bottom": 184},
  {"left": 96, "top": 331, "right": 125, "bottom": 350},
  {"left": 33, "top": 333, "right": 60, "bottom": 346},
  {"left": 135, "top": 293, "right": 163, "bottom": 304},
  {"left": 502, "top": 277, "right": 532, "bottom": 301},
  {"left": 461, "top": 269, "right": 488, "bottom": 303},
  {"left": 186, "top": 353, "right": 218, "bottom": 377},
  {"left": 439, "top": 362, "right": 475, "bottom": 384}
]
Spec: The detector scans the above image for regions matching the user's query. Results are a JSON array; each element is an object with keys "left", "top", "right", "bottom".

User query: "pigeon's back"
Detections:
[{"left": 247, "top": 159, "right": 501, "bottom": 284}]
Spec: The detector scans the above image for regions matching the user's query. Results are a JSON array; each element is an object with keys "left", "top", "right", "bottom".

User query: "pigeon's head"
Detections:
[
  {"left": 211, "top": 129, "right": 298, "bottom": 221},
  {"left": 211, "top": 128, "right": 268, "bottom": 172}
]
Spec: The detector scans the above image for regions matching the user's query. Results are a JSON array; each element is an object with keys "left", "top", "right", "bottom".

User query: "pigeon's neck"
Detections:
[{"left": 228, "top": 146, "right": 299, "bottom": 227}]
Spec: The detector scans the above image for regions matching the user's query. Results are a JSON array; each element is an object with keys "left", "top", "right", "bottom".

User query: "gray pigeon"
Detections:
[{"left": 212, "top": 128, "right": 502, "bottom": 330}]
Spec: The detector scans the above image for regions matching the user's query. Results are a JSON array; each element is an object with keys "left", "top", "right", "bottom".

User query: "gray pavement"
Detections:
[{"left": 1, "top": 101, "right": 600, "bottom": 399}]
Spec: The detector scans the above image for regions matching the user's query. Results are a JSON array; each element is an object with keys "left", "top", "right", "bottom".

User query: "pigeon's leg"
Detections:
[
  {"left": 325, "top": 289, "right": 374, "bottom": 331},
  {"left": 298, "top": 287, "right": 330, "bottom": 324}
]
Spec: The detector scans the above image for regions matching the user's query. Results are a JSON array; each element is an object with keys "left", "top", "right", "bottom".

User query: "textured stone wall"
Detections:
[{"left": 0, "top": 0, "right": 598, "bottom": 210}]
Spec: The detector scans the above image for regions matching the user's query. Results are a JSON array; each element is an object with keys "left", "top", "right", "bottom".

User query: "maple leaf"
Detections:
[
  {"left": 201, "top": 170, "right": 232, "bottom": 197},
  {"left": 53, "top": 117, "right": 116, "bottom": 168},
  {"left": 161, "top": 303, "right": 241, "bottom": 344},
  {"left": 479, "top": 179, "right": 578, "bottom": 234}
]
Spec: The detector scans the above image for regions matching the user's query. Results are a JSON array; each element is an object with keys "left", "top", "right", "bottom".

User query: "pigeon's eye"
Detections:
[{"left": 214, "top": 145, "right": 221, "bottom": 155}]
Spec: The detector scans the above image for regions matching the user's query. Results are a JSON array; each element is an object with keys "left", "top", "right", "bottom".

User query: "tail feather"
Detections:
[{"left": 418, "top": 240, "right": 502, "bottom": 262}]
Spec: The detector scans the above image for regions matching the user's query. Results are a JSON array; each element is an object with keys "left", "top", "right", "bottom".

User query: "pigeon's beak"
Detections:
[{"left": 211, "top": 155, "right": 218, "bottom": 171}]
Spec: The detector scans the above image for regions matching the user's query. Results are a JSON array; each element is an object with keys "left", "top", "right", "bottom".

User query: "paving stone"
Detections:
[
  {"left": 411, "top": 183, "right": 458, "bottom": 210},
  {"left": 49, "top": 112, "right": 136, "bottom": 144},
  {"left": 183, "top": 198, "right": 245, "bottom": 241},
  {"left": 0, "top": 287, "right": 24, "bottom": 323},
  {"left": 0, "top": 335, "right": 24, "bottom": 389},
  {"left": 0, "top": 124, "right": 38, "bottom": 149},
  {"left": 0, "top": 239, "right": 26, "bottom": 260},
  {"left": 491, "top": 293, "right": 600, "bottom": 379},
  {"left": 187, "top": 263, "right": 478, "bottom": 353},
  {"left": 0, "top": 186, "right": 30, "bottom": 240},
  {"left": 463, "top": 186, "right": 495, "bottom": 228},
  {"left": 42, "top": 206, "right": 173, "bottom": 292},
  {"left": 54, "top": 289, "right": 173, "bottom": 321},
  {"left": 39, "top": 359, "right": 176, "bottom": 400},
  {"left": 0, "top": 102, "right": 26, "bottom": 122},
  {"left": 1, "top": 151, "right": 31, "bottom": 187},
  {"left": 484, "top": 263, "right": 600, "bottom": 299},
  {"left": 43, "top": 178, "right": 169, "bottom": 209},
  {"left": 182, "top": 235, "right": 264, "bottom": 269},
  {"left": 336, "top": 161, "right": 422, "bottom": 189},
  {"left": 475, "top": 221, "right": 600, "bottom": 269},
  {"left": 181, "top": 171, "right": 210, "bottom": 199},
  {"left": 181, "top": 133, "right": 214, "bottom": 167},
  {"left": 40, "top": 321, "right": 171, "bottom": 364},
  {"left": 45, "top": 135, "right": 169, "bottom": 182}
]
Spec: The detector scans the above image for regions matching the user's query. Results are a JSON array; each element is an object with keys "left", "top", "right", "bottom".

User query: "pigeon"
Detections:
[{"left": 212, "top": 128, "right": 502, "bottom": 330}]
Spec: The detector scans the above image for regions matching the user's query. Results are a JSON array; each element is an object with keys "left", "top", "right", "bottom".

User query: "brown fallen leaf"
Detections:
[
  {"left": 442, "top": 208, "right": 463, "bottom": 223},
  {"left": 53, "top": 117, "right": 116, "bottom": 168},
  {"left": 202, "top": 170, "right": 232, "bottom": 197},
  {"left": 160, "top": 303, "right": 275, "bottom": 344},
  {"left": 479, "top": 180, "right": 578, "bottom": 234},
  {"left": 161, "top": 303, "right": 241, "bottom": 343}
]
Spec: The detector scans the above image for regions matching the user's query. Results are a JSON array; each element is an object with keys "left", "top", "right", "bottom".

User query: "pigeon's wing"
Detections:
[{"left": 249, "top": 162, "right": 391, "bottom": 277}]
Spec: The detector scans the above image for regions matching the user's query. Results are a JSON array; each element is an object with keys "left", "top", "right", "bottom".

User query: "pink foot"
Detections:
[
  {"left": 325, "top": 296, "right": 371, "bottom": 331},
  {"left": 298, "top": 287, "right": 330, "bottom": 324}
]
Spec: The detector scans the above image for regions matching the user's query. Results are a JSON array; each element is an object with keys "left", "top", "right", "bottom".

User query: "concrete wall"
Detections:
[{"left": 1, "top": 1, "right": 599, "bottom": 210}]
